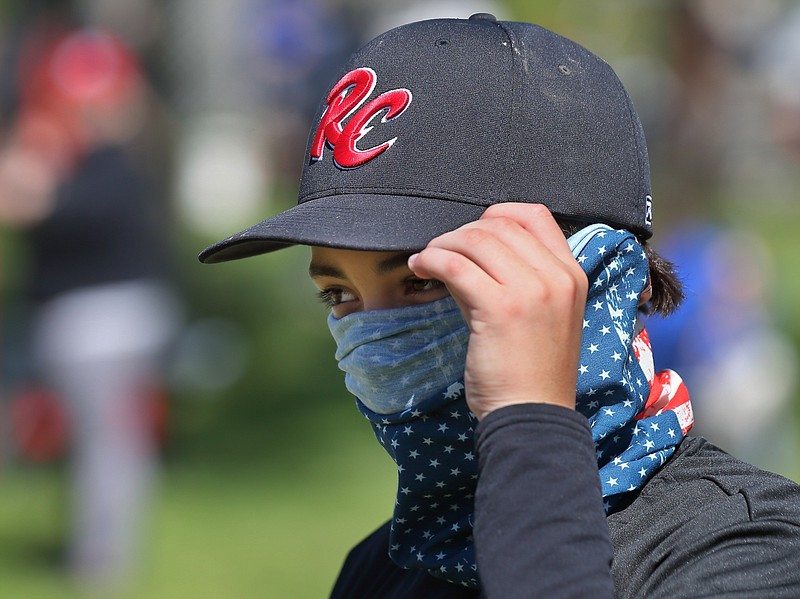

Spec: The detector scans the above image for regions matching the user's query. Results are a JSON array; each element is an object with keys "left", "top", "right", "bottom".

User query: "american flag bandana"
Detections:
[
  {"left": 333, "top": 225, "right": 693, "bottom": 588},
  {"left": 572, "top": 225, "right": 693, "bottom": 508}
]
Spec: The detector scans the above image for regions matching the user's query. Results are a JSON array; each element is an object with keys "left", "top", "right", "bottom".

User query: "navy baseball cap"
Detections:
[{"left": 199, "top": 14, "right": 653, "bottom": 264}]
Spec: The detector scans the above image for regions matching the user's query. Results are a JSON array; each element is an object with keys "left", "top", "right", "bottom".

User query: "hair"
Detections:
[{"left": 556, "top": 219, "right": 684, "bottom": 317}]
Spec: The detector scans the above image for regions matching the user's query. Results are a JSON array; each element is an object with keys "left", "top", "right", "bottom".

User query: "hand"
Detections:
[{"left": 408, "top": 204, "right": 588, "bottom": 420}]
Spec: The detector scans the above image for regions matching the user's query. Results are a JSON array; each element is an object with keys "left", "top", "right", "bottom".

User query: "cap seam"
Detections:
[{"left": 494, "top": 21, "right": 519, "bottom": 203}]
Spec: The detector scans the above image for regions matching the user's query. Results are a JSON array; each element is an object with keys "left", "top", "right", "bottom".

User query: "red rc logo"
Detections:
[{"left": 310, "top": 67, "right": 412, "bottom": 169}]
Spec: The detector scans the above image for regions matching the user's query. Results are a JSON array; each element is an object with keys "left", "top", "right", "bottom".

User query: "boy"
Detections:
[{"left": 201, "top": 15, "right": 800, "bottom": 597}]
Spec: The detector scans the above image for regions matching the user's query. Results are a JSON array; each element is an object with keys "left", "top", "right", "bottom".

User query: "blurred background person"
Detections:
[{"left": 0, "top": 11, "right": 180, "bottom": 594}]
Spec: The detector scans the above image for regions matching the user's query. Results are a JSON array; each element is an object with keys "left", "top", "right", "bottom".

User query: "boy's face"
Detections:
[{"left": 308, "top": 247, "right": 450, "bottom": 318}]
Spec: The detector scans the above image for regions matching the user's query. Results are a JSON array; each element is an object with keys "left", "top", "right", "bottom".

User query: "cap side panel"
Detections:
[
  {"left": 623, "top": 88, "right": 653, "bottom": 237},
  {"left": 503, "top": 22, "right": 651, "bottom": 236}
]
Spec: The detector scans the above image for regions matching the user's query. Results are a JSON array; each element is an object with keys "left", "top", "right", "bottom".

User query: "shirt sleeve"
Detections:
[{"left": 473, "top": 403, "right": 615, "bottom": 598}]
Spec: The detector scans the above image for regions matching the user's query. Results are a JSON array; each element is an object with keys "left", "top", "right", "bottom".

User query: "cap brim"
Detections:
[{"left": 198, "top": 194, "right": 488, "bottom": 263}]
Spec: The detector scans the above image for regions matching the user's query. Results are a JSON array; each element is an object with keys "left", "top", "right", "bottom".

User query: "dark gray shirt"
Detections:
[{"left": 331, "top": 403, "right": 800, "bottom": 597}]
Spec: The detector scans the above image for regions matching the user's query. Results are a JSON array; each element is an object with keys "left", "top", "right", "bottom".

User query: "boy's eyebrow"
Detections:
[
  {"left": 308, "top": 263, "right": 343, "bottom": 279},
  {"left": 376, "top": 252, "right": 414, "bottom": 274},
  {"left": 308, "top": 252, "right": 413, "bottom": 279}
]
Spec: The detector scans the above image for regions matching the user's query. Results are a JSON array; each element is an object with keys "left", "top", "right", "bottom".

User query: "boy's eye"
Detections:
[
  {"left": 406, "top": 278, "right": 445, "bottom": 294},
  {"left": 317, "top": 287, "right": 357, "bottom": 307}
]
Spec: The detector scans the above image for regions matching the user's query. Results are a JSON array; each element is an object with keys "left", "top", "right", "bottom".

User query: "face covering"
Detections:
[
  {"left": 570, "top": 226, "right": 694, "bottom": 508},
  {"left": 328, "top": 297, "right": 469, "bottom": 415},
  {"left": 327, "top": 224, "right": 693, "bottom": 589}
]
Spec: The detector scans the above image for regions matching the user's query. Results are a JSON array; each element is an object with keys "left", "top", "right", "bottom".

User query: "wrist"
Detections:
[{"left": 467, "top": 391, "right": 577, "bottom": 421}]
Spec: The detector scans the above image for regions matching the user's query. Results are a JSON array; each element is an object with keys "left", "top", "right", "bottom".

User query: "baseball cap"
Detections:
[{"left": 199, "top": 13, "right": 653, "bottom": 264}]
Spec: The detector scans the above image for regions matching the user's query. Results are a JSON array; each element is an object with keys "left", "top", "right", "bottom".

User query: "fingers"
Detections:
[
  {"left": 408, "top": 203, "right": 586, "bottom": 309},
  {"left": 479, "top": 203, "right": 577, "bottom": 267},
  {"left": 406, "top": 203, "right": 588, "bottom": 417},
  {"left": 410, "top": 218, "right": 539, "bottom": 284}
]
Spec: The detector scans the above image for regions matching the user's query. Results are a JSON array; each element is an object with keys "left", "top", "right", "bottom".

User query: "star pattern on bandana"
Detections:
[
  {"left": 573, "top": 228, "right": 692, "bottom": 507},
  {"left": 358, "top": 389, "right": 480, "bottom": 588}
]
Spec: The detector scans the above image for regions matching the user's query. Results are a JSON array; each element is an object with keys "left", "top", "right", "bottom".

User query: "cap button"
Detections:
[{"left": 469, "top": 13, "right": 496, "bottom": 21}]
